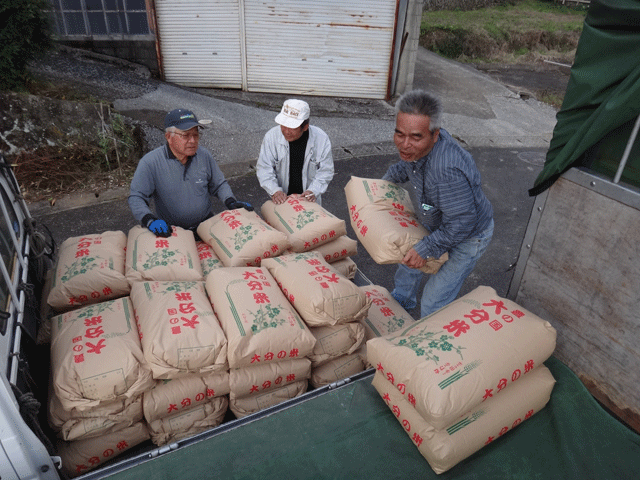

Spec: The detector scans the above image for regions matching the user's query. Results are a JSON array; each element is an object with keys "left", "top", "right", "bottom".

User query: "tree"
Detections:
[{"left": 0, "top": 0, "right": 53, "bottom": 91}]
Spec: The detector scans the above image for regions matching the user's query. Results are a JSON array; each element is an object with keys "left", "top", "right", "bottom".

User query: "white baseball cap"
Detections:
[{"left": 275, "top": 99, "right": 310, "bottom": 128}]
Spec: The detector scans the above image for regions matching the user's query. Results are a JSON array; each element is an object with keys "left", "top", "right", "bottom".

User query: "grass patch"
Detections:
[
  {"left": 538, "top": 90, "right": 564, "bottom": 109},
  {"left": 420, "top": 0, "right": 586, "bottom": 63}
]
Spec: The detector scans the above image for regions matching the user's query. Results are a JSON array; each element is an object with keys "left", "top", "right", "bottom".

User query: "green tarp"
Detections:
[
  {"left": 105, "top": 356, "right": 640, "bottom": 480},
  {"left": 530, "top": 0, "right": 640, "bottom": 195}
]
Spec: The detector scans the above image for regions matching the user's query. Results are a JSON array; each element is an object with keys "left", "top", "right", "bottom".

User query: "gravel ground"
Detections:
[
  {"left": 29, "top": 47, "right": 161, "bottom": 101},
  {"left": 28, "top": 47, "right": 397, "bottom": 118},
  {"left": 29, "top": 46, "right": 571, "bottom": 115}
]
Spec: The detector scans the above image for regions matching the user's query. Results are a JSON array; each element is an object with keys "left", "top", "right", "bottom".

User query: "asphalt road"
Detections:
[{"left": 32, "top": 146, "right": 544, "bottom": 317}]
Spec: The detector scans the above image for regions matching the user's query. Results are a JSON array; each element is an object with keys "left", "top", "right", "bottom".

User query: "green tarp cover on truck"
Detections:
[
  {"left": 97, "top": 357, "right": 640, "bottom": 480},
  {"left": 530, "top": 0, "right": 640, "bottom": 195}
]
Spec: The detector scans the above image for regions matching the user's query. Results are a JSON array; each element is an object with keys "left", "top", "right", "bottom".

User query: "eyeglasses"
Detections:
[{"left": 173, "top": 131, "right": 200, "bottom": 140}]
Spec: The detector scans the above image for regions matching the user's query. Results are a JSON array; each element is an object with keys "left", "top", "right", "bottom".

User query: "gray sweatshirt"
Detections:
[{"left": 128, "top": 144, "right": 234, "bottom": 229}]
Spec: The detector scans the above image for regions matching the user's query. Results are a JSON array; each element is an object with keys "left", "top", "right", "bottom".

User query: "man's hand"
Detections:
[
  {"left": 301, "top": 190, "right": 316, "bottom": 202},
  {"left": 148, "top": 219, "right": 171, "bottom": 237},
  {"left": 225, "top": 198, "right": 254, "bottom": 211},
  {"left": 402, "top": 247, "right": 427, "bottom": 269},
  {"left": 271, "top": 191, "right": 287, "bottom": 204}
]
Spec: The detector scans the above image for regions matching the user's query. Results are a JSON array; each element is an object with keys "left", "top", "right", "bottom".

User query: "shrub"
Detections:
[{"left": 0, "top": 0, "right": 53, "bottom": 91}]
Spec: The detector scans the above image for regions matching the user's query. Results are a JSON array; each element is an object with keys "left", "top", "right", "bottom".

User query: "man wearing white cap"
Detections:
[
  {"left": 129, "top": 108, "right": 253, "bottom": 236},
  {"left": 256, "top": 99, "right": 334, "bottom": 206}
]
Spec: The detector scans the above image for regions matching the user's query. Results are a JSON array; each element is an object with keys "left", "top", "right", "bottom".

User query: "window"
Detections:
[{"left": 48, "top": 0, "right": 151, "bottom": 36}]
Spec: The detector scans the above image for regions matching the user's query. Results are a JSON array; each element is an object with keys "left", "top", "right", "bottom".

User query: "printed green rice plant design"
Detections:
[
  {"left": 61, "top": 256, "right": 99, "bottom": 282},
  {"left": 233, "top": 225, "right": 257, "bottom": 251},
  {"left": 159, "top": 282, "right": 198, "bottom": 294},
  {"left": 291, "top": 253, "right": 311, "bottom": 262},
  {"left": 142, "top": 249, "right": 181, "bottom": 270},
  {"left": 391, "top": 330, "right": 465, "bottom": 364},
  {"left": 75, "top": 301, "right": 116, "bottom": 319},
  {"left": 384, "top": 316, "right": 406, "bottom": 334},
  {"left": 294, "top": 211, "right": 320, "bottom": 230},
  {"left": 249, "top": 304, "right": 288, "bottom": 334},
  {"left": 202, "top": 258, "right": 222, "bottom": 274},
  {"left": 381, "top": 183, "right": 410, "bottom": 204}
]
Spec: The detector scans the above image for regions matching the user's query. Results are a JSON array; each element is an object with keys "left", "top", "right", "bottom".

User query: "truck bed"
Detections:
[{"left": 75, "top": 356, "right": 640, "bottom": 480}]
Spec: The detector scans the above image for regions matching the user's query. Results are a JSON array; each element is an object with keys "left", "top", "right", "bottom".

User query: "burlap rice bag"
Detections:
[
  {"left": 48, "top": 393, "right": 143, "bottom": 442},
  {"left": 260, "top": 198, "right": 347, "bottom": 252},
  {"left": 196, "top": 240, "right": 223, "bottom": 277},
  {"left": 197, "top": 209, "right": 290, "bottom": 267},
  {"left": 130, "top": 281, "right": 228, "bottom": 379},
  {"left": 47, "top": 231, "right": 130, "bottom": 311},
  {"left": 357, "top": 285, "right": 416, "bottom": 366},
  {"left": 205, "top": 267, "right": 316, "bottom": 368},
  {"left": 371, "top": 365, "right": 555, "bottom": 474},
  {"left": 344, "top": 177, "right": 447, "bottom": 275},
  {"left": 308, "top": 323, "right": 365, "bottom": 367},
  {"left": 366, "top": 285, "right": 557, "bottom": 430},
  {"left": 359, "top": 285, "right": 415, "bottom": 340},
  {"left": 262, "top": 252, "right": 370, "bottom": 326},
  {"left": 344, "top": 176, "right": 416, "bottom": 214},
  {"left": 329, "top": 257, "right": 357, "bottom": 279},
  {"left": 229, "top": 358, "right": 311, "bottom": 397},
  {"left": 310, "top": 352, "right": 366, "bottom": 388},
  {"left": 148, "top": 396, "right": 228, "bottom": 446},
  {"left": 308, "top": 235, "right": 358, "bottom": 263},
  {"left": 143, "top": 371, "right": 230, "bottom": 423},
  {"left": 57, "top": 422, "right": 149, "bottom": 478},
  {"left": 229, "top": 380, "right": 308, "bottom": 418},
  {"left": 50, "top": 297, "right": 154, "bottom": 411},
  {"left": 126, "top": 226, "right": 203, "bottom": 283}
]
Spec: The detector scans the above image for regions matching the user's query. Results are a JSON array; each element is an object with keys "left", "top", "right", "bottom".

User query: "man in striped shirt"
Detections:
[{"left": 382, "top": 90, "right": 494, "bottom": 317}]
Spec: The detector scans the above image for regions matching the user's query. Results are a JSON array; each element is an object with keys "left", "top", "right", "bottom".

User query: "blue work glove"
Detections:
[
  {"left": 225, "top": 198, "right": 254, "bottom": 211},
  {"left": 148, "top": 219, "right": 171, "bottom": 237}
]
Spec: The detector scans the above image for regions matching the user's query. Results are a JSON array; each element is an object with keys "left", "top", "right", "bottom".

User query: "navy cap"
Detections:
[{"left": 164, "top": 109, "right": 209, "bottom": 130}]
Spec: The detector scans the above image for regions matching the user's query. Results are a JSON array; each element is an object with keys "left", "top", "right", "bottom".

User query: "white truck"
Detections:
[{"left": 0, "top": 153, "right": 60, "bottom": 478}]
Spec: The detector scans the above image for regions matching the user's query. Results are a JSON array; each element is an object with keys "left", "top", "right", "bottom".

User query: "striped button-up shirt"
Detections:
[{"left": 382, "top": 128, "right": 493, "bottom": 260}]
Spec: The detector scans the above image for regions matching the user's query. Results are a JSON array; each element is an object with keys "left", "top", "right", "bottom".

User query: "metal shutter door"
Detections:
[
  {"left": 243, "top": 0, "right": 397, "bottom": 99},
  {"left": 155, "top": 0, "right": 243, "bottom": 88}
]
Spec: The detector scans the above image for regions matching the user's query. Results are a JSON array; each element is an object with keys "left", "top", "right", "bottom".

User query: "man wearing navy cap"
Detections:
[{"left": 129, "top": 108, "right": 253, "bottom": 237}]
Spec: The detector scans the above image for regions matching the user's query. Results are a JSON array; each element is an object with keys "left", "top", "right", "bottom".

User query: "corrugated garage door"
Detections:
[
  {"left": 155, "top": 0, "right": 243, "bottom": 88},
  {"left": 243, "top": 0, "right": 397, "bottom": 99},
  {"left": 156, "top": 0, "right": 397, "bottom": 98}
]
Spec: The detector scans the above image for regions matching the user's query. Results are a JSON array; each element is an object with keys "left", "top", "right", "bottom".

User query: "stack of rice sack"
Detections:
[
  {"left": 125, "top": 225, "right": 233, "bottom": 444},
  {"left": 344, "top": 177, "right": 447, "bottom": 274},
  {"left": 261, "top": 251, "right": 371, "bottom": 388},
  {"left": 129, "top": 280, "right": 229, "bottom": 444},
  {"left": 261, "top": 198, "right": 358, "bottom": 279},
  {"left": 367, "top": 286, "right": 557, "bottom": 474},
  {"left": 49, "top": 297, "right": 154, "bottom": 477},
  {"left": 45, "top": 231, "right": 149, "bottom": 476},
  {"left": 356, "top": 284, "right": 416, "bottom": 365},
  {"left": 49, "top": 226, "right": 230, "bottom": 474},
  {"left": 205, "top": 266, "right": 316, "bottom": 418}
]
